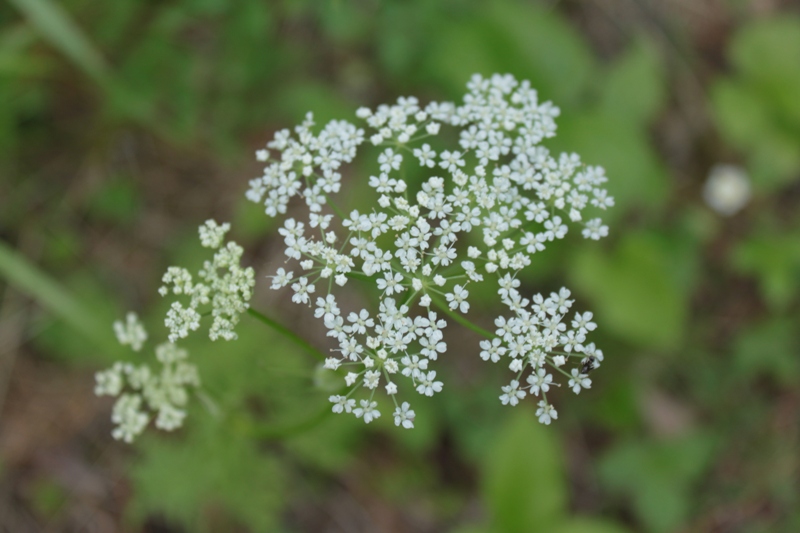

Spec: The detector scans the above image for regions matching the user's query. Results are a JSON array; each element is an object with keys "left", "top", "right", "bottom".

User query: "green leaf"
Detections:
[
  {"left": 552, "top": 111, "right": 669, "bottom": 217},
  {"left": 483, "top": 409, "right": 566, "bottom": 533},
  {"left": 729, "top": 16, "right": 800, "bottom": 127},
  {"left": 7, "top": 0, "right": 108, "bottom": 83},
  {"left": 600, "top": 38, "right": 665, "bottom": 126},
  {"left": 711, "top": 81, "right": 800, "bottom": 191},
  {"left": 590, "top": 379, "right": 640, "bottom": 430},
  {"left": 552, "top": 517, "right": 632, "bottom": 533},
  {"left": 130, "top": 414, "right": 283, "bottom": 532},
  {"left": 426, "top": 0, "right": 595, "bottom": 106},
  {"left": 711, "top": 80, "right": 773, "bottom": 147},
  {"left": 733, "top": 230, "right": 800, "bottom": 310},
  {"left": 734, "top": 319, "right": 800, "bottom": 385},
  {"left": 599, "top": 434, "right": 715, "bottom": 533},
  {"left": 712, "top": 16, "right": 800, "bottom": 191},
  {"left": 424, "top": 18, "right": 510, "bottom": 98},
  {"left": 569, "top": 233, "right": 689, "bottom": 350},
  {"left": 487, "top": 1, "right": 595, "bottom": 107}
]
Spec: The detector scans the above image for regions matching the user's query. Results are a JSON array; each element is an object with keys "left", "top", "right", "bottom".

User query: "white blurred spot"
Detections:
[{"left": 703, "top": 164, "right": 751, "bottom": 216}]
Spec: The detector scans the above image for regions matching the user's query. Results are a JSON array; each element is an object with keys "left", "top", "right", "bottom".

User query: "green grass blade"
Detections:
[
  {"left": 0, "top": 240, "right": 116, "bottom": 352},
  {"left": 7, "top": 0, "right": 108, "bottom": 83}
]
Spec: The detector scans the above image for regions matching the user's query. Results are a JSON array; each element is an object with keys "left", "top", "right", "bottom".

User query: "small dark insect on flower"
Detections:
[{"left": 580, "top": 356, "right": 597, "bottom": 375}]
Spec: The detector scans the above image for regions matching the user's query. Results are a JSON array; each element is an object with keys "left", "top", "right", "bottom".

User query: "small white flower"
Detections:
[
  {"left": 500, "top": 380, "right": 526, "bottom": 406},
  {"left": 571, "top": 311, "right": 597, "bottom": 333},
  {"left": 582, "top": 218, "right": 609, "bottom": 240},
  {"left": 480, "top": 338, "right": 505, "bottom": 363},
  {"left": 527, "top": 369, "right": 553, "bottom": 396},
  {"left": 568, "top": 368, "right": 592, "bottom": 394},
  {"left": 363, "top": 370, "right": 381, "bottom": 389},
  {"left": 330, "top": 395, "right": 356, "bottom": 414},
  {"left": 393, "top": 402, "right": 416, "bottom": 428},
  {"left": 536, "top": 400, "right": 558, "bottom": 425},
  {"left": 413, "top": 143, "right": 437, "bottom": 168},
  {"left": 270, "top": 268, "right": 293, "bottom": 290},
  {"left": 446, "top": 285, "right": 470, "bottom": 313},
  {"left": 354, "top": 399, "right": 381, "bottom": 423},
  {"left": 416, "top": 370, "right": 443, "bottom": 397}
]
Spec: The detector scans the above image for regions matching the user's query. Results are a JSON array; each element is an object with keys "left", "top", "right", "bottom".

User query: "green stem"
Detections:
[
  {"left": 429, "top": 295, "right": 495, "bottom": 339},
  {"left": 246, "top": 307, "right": 327, "bottom": 362},
  {"left": 324, "top": 194, "right": 347, "bottom": 220}
]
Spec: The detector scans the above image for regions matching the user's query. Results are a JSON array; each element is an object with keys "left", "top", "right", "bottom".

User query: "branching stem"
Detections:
[
  {"left": 246, "top": 307, "right": 327, "bottom": 362},
  {"left": 429, "top": 295, "right": 495, "bottom": 339}
]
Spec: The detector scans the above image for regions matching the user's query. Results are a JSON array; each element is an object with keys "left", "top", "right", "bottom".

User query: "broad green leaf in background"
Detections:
[
  {"left": 712, "top": 80, "right": 800, "bottom": 191},
  {"left": 712, "top": 16, "right": 800, "bottom": 191},
  {"left": 552, "top": 518, "right": 631, "bottom": 533},
  {"left": 487, "top": 1, "right": 595, "bottom": 107},
  {"left": 426, "top": 0, "right": 595, "bottom": 105},
  {"left": 482, "top": 409, "right": 566, "bottom": 533},
  {"left": 552, "top": 111, "right": 669, "bottom": 217},
  {"left": 588, "top": 378, "right": 640, "bottom": 431},
  {"left": 598, "top": 433, "right": 715, "bottom": 533},
  {"left": 570, "top": 232, "right": 690, "bottom": 350},
  {"left": 425, "top": 19, "right": 510, "bottom": 98},
  {"left": 729, "top": 16, "right": 800, "bottom": 127},
  {"left": 128, "top": 309, "right": 356, "bottom": 530},
  {"left": 599, "top": 37, "right": 666, "bottom": 127},
  {"left": 733, "top": 229, "right": 800, "bottom": 311},
  {"left": 376, "top": 0, "right": 438, "bottom": 84},
  {"left": 130, "top": 414, "right": 284, "bottom": 533},
  {"left": 462, "top": 409, "right": 634, "bottom": 533},
  {"left": 734, "top": 319, "right": 800, "bottom": 386}
]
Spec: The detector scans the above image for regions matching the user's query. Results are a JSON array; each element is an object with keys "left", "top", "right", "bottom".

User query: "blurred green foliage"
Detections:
[
  {"left": 454, "top": 409, "right": 630, "bottom": 533},
  {"left": 599, "top": 432, "right": 716, "bottom": 533},
  {"left": 712, "top": 16, "right": 800, "bottom": 191},
  {"left": 2, "top": 0, "right": 800, "bottom": 532}
]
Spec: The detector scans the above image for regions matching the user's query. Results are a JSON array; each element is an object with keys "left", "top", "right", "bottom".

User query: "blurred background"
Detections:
[{"left": 1, "top": 0, "right": 800, "bottom": 531}]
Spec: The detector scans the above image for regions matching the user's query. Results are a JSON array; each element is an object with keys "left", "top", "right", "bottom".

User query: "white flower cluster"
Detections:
[
  {"left": 95, "top": 314, "right": 200, "bottom": 442},
  {"left": 113, "top": 311, "right": 148, "bottom": 351},
  {"left": 488, "top": 283, "right": 603, "bottom": 424},
  {"left": 159, "top": 220, "right": 256, "bottom": 342},
  {"left": 251, "top": 73, "right": 613, "bottom": 426},
  {"left": 96, "top": 220, "right": 256, "bottom": 443}
]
